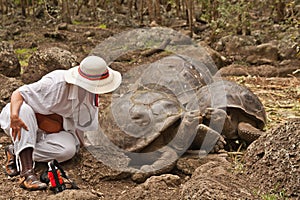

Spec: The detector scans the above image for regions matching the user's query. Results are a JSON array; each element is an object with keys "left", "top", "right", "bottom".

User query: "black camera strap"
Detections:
[{"left": 51, "top": 159, "right": 80, "bottom": 190}]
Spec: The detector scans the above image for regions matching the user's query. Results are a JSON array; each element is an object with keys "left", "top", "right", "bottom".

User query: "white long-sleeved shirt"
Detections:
[{"left": 18, "top": 70, "right": 99, "bottom": 134}]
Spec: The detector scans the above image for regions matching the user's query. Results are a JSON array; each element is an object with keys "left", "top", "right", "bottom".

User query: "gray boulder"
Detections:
[
  {"left": 181, "top": 154, "right": 255, "bottom": 200},
  {"left": 21, "top": 47, "right": 77, "bottom": 84},
  {"left": 0, "top": 42, "right": 21, "bottom": 77}
]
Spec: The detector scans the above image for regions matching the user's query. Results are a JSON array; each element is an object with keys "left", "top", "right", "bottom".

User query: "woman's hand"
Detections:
[
  {"left": 10, "top": 115, "right": 28, "bottom": 141},
  {"left": 10, "top": 90, "right": 27, "bottom": 141}
]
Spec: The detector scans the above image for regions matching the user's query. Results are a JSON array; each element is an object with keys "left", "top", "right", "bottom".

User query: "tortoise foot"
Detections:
[
  {"left": 210, "top": 136, "right": 226, "bottom": 153},
  {"left": 238, "top": 122, "right": 264, "bottom": 144},
  {"left": 196, "top": 124, "right": 226, "bottom": 153}
]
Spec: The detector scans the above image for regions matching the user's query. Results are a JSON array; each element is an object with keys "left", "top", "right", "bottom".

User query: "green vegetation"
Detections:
[
  {"left": 72, "top": 20, "right": 82, "bottom": 25},
  {"left": 98, "top": 24, "right": 107, "bottom": 29},
  {"left": 228, "top": 142, "right": 246, "bottom": 174},
  {"left": 252, "top": 182, "right": 288, "bottom": 199},
  {"left": 14, "top": 47, "right": 37, "bottom": 72},
  {"left": 261, "top": 189, "right": 288, "bottom": 200}
]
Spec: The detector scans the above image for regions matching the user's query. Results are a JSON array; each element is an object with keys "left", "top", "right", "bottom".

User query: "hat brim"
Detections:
[{"left": 64, "top": 66, "right": 122, "bottom": 94}]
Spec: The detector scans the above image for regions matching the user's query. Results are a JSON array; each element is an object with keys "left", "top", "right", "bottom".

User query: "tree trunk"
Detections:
[
  {"left": 20, "top": 0, "right": 26, "bottom": 17},
  {"left": 90, "top": 0, "right": 97, "bottom": 19},
  {"left": 76, "top": 0, "right": 83, "bottom": 16},
  {"left": 155, "top": 0, "right": 161, "bottom": 23},
  {"left": 147, "top": 0, "right": 155, "bottom": 22},
  {"left": 0, "top": 0, "right": 2, "bottom": 14},
  {"left": 175, "top": 0, "right": 181, "bottom": 17},
  {"left": 137, "top": 0, "right": 144, "bottom": 24},
  {"left": 32, "top": 0, "right": 35, "bottom": 17},
  {"left": 128, "top": 0, "right": 134, "bottom": 17},
  {"left": 186, "top": 0, "right": 194, "bottom": 37},
  {"left": 211, "top": 0, "right": 219, "bottom": 21},
  {"left": 0, "top": 0, "right": 3, "bottom": 25},
  {"left": 61, "top": 0, "right": 72, "bottom": 23},
  {"left": 26, "top": 0, "right": 30, "bottom": 16},
  {"left": 274, "top": 0, "right": 285, "bottom": 22}
]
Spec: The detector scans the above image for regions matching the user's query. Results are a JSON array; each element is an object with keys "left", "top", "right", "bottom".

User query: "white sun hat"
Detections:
[{"left": 64, "top": 55, "right": 122, "bottom": 94}]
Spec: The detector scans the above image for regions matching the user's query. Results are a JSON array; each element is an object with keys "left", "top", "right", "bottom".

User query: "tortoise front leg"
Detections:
[
  {"left": 203, "top": 108, "right": 238, "bottom": 140},
  {"left": 237, "top": 122, "right": 264, "bottom": 144},
  {"left": 194, "top": 124, "right": 226, "bottom": 154},
  {"left": 131, "top": 110, "right": 201, "bottom": 183}
]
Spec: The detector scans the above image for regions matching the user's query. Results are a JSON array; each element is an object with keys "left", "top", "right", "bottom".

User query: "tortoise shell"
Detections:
[
  {"left": 186, "top": 80, "right": 267, "bottom": 128},
  {"left": 89, "top": 55, "right": 215, "bottom": 151}
]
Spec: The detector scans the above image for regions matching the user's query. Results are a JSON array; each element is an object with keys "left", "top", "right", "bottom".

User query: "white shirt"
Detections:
[{"left": 18, "top": 70, "right": 99, "bottom": 134}]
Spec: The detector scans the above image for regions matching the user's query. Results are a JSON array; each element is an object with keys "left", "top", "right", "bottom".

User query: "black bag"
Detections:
[{"left": 40, "top": 159, "right": 79, "bottom": 193}]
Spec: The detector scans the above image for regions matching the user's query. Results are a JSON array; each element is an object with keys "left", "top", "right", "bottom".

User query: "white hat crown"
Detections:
[
  {"left": 79, "top": 56, "right": 109, "bottom": 80},
  {"left": 64, "top": 55, "right": 122, "bottom": 94}
]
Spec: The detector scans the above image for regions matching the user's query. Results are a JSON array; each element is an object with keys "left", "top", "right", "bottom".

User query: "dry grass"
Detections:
[{"left": 227, "top": 76, "right": 300, "bottom": 130}]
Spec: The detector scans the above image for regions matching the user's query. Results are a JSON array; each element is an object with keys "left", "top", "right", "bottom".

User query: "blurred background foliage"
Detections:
[{"left": 0, "top": 1, "right": 298, "bottom": 23}]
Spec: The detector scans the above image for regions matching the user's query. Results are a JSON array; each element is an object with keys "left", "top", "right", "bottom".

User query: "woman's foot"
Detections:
[
  {"left": 4, "top": 144, "right": 19, "bottom": 177},
  {"left": 19, "top": 169, "right": 47, "bottom": 190}
]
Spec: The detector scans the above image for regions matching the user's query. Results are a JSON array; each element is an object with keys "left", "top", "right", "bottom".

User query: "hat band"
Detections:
[{"left": 78, "top": 67, "right": 109, "bottom": 80}]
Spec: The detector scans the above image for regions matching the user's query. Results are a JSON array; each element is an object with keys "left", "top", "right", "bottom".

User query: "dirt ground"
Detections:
[
  {"left": 0, "top": 76, "right": 299, "bottom": 200},
  {"left": 0, "top": 9, "right": 300, "bottom": 200}
]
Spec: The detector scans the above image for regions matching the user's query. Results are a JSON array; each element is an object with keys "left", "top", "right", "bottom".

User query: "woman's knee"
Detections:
[
  {"left": 56, "top": 144, "right": 76, "bottom": 162},
  {"left": 19, "top": 103, "right": 35, "bottom": 118}
]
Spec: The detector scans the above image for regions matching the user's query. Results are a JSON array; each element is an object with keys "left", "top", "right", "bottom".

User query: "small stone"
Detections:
[
  {"left": 83, "top": 31, "right": 95, "bottom": 37},
  {"left": 57, "top": 23, "right": 68, "bottom": 30}
]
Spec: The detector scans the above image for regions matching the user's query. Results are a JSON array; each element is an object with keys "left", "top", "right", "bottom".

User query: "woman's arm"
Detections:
[
  {"left": 75, "top": 129, "right": 85, "bottom": 147},
  {"left": 10, "top": 90, "right": 28, "bottom": 141}
]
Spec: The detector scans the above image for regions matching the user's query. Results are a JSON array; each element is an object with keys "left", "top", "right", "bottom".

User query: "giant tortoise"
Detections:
[
  {"left": 186, "top": 79, "right": 267, "bottom": 150},
  {"left": 85, "top": 55, "right": 220, "bottom": 182},
  {"left": 85, "top": 75, "right": 266, "bottom": 183}
]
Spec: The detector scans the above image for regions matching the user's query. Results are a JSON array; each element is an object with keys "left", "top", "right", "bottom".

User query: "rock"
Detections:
[
  {"left": 278, "top": 42, "right": 298, "bottom": 60},
  {"left": 278, "top": 59, "right": 300, "bottom": 77},
  {"left": 57, "top": 23, "right": 68, "bottom": 30},
  {"left": 0, "top": 42, "right": 21, "bottom": 77},
  {"left": 181, "top": 157, "right": 255, "bottom": 200},
  {"left": 144, "top": 174, "right": 181, "bottom": 187},
  {"left": 193, "top": 23, "right": 210, "bottom": 34},
  {"left": 44, "top": 32, "right": 67, "bottom": 40},
  {"left": 216, "top": 36, "right": 281, "bottom": 65},
  {"left": 176, "top": 153, "right": 229, "bottom": 175},
  {"left": 118, "top": 174, "right": 181, "bottom": 200},
  {"left": 217, "top": 35, "right": 257, "bottom": 58},
  {"left": 216, "top": 64, "right": 279, "bottom": 77},
  {"left": 83, "top": 31, "right": 95, "bottom": 37},
  {"left": 21, "top": 47, "right": 77, "bottom": 84},
  {"left": 199, "top": 41, "right": 228, "bottom": 69},
  {"left": 46, "top": 190, "right": 98, "bottom": 200},
  {"left": 217, "top": 60, "right": 300, "bottom": 77},
  {"left": 244, "top": 118, "right": 300, "bottom": 197},
  {"left": 0, "top": 74, "right": 24, "bottom": 111},
  {"left": 246, "top": 43, "right": 279, "bottom": 65}
]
